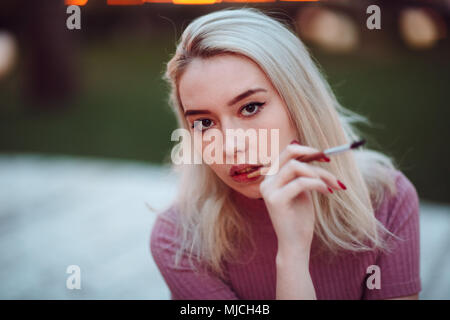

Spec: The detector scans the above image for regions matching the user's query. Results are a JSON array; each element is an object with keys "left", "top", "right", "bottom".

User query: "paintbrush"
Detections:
[{"left": 247, "top": 139, "right": 366, "bottom": 178}]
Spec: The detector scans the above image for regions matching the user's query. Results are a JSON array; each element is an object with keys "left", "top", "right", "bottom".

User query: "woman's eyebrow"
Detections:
[
  {"left": 184, "top": 109, "right": 211, "bottom": 117},
  {"left": 183, "top": 87, "right": 267, "bottom": 117},
  {"left": 227, "top": 88, "right": 267, "bottom": 106}
]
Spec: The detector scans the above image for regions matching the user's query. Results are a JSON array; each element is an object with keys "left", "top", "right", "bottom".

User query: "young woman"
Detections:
[{"left": 150, "top": 7, "right": 421, "bottom": 300}]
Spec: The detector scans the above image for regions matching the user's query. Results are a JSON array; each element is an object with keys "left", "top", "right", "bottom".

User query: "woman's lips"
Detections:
[{"left": 229, "top": 164, "right": 263, "bottom": 183}]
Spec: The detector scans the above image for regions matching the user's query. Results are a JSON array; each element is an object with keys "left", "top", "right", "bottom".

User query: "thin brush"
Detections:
[{"left": 247, "top": 139, "right": 366, "bottom": 178}]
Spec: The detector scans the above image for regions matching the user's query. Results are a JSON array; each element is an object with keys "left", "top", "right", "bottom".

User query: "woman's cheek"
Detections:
[{"left": 210, "top": 164, "right": 228, "bottom": 180}]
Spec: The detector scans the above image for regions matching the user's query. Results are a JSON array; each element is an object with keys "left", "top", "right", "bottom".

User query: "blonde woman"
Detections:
[{"left": 150, "top": 7, "right": 421, "bottom": 300}]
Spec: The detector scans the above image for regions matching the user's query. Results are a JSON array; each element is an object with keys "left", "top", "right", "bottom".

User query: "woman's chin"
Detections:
[{"left": 232, "top": 183, "right": 262, "bottom": 199}]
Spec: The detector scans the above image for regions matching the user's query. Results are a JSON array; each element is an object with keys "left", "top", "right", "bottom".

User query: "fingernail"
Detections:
[
  {"left": 327, "top": 187, "right": 333, "bottom": 193},
  {"left": 319, "top": 156, "right": 330, "bottom": 162},
  {"left": 290, "top": 140, "right": 301, "bottom": 145},
  {"left": 337, "top": 180, "right": 347, "bottom": 190}
]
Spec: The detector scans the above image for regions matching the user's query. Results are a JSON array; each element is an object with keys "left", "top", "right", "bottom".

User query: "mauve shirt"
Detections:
[{"left": 150, "top": 169, "right": 421, "bottom": 299}]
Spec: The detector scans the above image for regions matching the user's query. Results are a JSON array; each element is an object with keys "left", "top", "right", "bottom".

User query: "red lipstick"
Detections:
[{"left": 229, "top": 164, "right": 263, "bottom": 183}]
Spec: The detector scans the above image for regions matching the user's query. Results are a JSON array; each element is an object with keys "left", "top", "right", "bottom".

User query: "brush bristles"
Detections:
[
  {"left": 247, "top": 169, "right": 261, "bottom": 179},
  {"left": 350, "top": 139, "right": 366, "bottom": 149}
]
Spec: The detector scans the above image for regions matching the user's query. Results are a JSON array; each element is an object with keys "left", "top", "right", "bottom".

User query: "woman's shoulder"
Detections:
[
  {"left": 149, "top": 205, "right": 205, "bottom": 274},
  {"left": 153, "top": 205, "right": 180, "bottom": 227},
  {"left": 150, "top": 205, "right": 182, "bottom": 253},
  {"left": 375, "top": 168, "right": 420, "bottom": 231}
]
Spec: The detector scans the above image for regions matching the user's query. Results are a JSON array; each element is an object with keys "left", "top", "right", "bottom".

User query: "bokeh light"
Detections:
[
  {"left": 0, "top": 31, "right": 17, "bottom": 80},
  {"left": 296, "top": 7, "right": 359, "bottom": 53}
]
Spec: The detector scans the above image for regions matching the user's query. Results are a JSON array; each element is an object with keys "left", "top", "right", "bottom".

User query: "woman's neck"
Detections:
[{"left": 231, "top": 190, "right": 271, "bottom": 226}]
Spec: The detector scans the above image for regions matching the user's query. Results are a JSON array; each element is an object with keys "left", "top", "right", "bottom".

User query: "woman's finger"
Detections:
[
  {"left": 277, "top": 142, "right": 321, "bottom": 169},
  {"left": 261, "top": 143, "right": 319, "bottom": 177},
  {"left": 272, "top": 159, "right": 341, "bottom": 190},
  {"left": 280, "top": 176, "right": 330, "bottom": 200},
  {"left": 271, "top": 159, "right": 318, "bottom": 188}
]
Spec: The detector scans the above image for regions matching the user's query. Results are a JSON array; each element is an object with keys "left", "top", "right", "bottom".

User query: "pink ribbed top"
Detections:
[{"left": 150, "top": 169, "right": 421, "bottom": 299}]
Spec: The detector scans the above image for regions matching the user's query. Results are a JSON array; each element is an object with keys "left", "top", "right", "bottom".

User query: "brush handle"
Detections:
[
  {"left": 295, "top": 151, "right": 327, "bottom": 163},
  {"left": 248, "top": 140, "right": 365, "bottom": 178}
]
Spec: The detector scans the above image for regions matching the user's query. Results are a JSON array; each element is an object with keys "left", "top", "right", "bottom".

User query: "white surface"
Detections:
[{"left": 0, "top": 153, "right": 448, "bottom": 299}]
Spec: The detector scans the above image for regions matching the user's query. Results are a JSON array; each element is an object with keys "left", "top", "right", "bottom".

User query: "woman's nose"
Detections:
[
  {"left": 223, "top": 127, "right": 247, "bottom": 161},
  {"left": 224, "top": 136, "right": 238, "bottom": 158}
]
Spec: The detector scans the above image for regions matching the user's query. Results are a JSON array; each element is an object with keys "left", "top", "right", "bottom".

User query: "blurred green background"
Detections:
[{"left": 0, "top": 1, "right": 449, "bottom": 203}]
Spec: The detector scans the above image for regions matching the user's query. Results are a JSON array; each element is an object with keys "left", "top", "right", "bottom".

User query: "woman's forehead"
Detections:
[{"left": 178, "top": 55, "right": 271, "bottom": 108}]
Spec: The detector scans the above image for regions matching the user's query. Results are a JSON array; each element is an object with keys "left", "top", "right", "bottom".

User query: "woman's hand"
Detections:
[{"left": 259, "top": 140, "right": 345, "bottom": 257}]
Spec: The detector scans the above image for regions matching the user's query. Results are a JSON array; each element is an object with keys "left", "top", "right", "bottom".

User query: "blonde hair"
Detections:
[{"left": 161, "top": 7, "right": 399, "bottom": 280}]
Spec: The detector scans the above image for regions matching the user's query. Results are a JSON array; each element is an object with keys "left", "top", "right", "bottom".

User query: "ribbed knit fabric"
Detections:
[{"left": 150, "top": 169, "right": 421, "bottom": 300}]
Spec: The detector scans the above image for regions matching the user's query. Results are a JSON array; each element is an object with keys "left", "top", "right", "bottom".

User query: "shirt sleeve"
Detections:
[
  {"left": 363, "top": 171, "right": 421, "bottom": 299},
  {"left": 150, "top": 207, "right": 240, "bottom": 300}
]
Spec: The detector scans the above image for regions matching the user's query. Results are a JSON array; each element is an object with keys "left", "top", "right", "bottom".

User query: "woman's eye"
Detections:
[
  {"left": 191, "top": 118, "right": 214, "bottom": 131},
  {"left": 240, "top": 102, "right": 265, "bottom": 117}
]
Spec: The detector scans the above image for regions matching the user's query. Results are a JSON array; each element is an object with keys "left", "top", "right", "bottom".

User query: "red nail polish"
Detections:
[
  {"left": 327, "top": 187, "right": 333, "bottom": 193},
  {"left": 337, "top": 180, "right": 347, "bottom": 190},
  {"left": 290, "top": 140, "right": 301, "bottom": 145}
]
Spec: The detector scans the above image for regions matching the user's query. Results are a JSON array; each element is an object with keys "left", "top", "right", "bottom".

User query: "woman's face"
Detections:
[{"left": 178, "top": 54, "right": 298, "bottom": 199}]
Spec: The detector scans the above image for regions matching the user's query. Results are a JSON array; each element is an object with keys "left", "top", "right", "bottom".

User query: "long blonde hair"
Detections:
[{"left": 161, "top": 7, "right": 399, "bottom": 280}]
